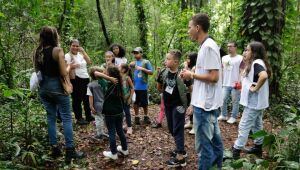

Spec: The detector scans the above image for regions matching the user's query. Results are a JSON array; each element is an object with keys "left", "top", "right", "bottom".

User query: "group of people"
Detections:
[{"left": 33, "top": 12, "right": 271, "bottom": 169}]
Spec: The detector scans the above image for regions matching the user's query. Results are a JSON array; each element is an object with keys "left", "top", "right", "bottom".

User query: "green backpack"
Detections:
[{"left": 135, "top": 59, "right": 150, "bottom": 83}]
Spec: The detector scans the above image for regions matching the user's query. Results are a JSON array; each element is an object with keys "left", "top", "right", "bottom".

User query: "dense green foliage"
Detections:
[{"left": 0, "top": 0, "right": 299, "bottom": 169}]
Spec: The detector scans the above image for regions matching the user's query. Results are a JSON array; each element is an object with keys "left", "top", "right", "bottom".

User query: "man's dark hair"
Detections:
[
  {"left": 191, "top": 13, "right": 210, "bottom": 33},
  {"left": 228, "top": 41, "right": 237, "bottom": 47},
  {"left": 169, "top": 49, "right": 182, "bottom": 61}
]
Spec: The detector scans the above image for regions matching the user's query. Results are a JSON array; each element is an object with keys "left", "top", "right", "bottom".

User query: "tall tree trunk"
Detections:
[
  {"left": 57, "top": 0, "right": 67, "bottom": 34},
  {"left": 96, "top": 0, "right": 111, "bottom": 46},
  {"left": 133, "top": 0, "right": 148, "bottom": 55},
  {"left": 181, "top": 0, "right": 187, "bottom": 11},
  {"left": 240, "top": 0, "right": 286, "bottom": 100}
]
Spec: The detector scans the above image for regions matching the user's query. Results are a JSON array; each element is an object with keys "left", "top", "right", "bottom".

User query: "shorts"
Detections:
[{"left": 134, "top": 90, "right": 148, "bottom": 107}]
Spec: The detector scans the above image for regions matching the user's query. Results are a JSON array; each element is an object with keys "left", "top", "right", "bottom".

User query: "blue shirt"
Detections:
[{"left": 134, "top": 59, "right": 153, "bottom": 90}]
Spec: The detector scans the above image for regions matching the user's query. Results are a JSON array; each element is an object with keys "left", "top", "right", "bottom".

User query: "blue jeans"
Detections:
[
  {"left": 221, "top": 86, "right": 240, "bottom": 118},
  {"left": 165, "top": 105, "right": 185, "bottom": 152},
  {"left": 123, "top": 104, "right": 132, "bottom": 127},
  {"left": 39, "top": 76, "right": 74, "bottom": 148},
  {"left": 105, "top": 114, "right": 127, "bottom": 154},
  {"left": 193, "top": 107, "right": 224, "bottom": 170},
  {"left": 234, "top": 91, "right": 264, "bottom": 149}
]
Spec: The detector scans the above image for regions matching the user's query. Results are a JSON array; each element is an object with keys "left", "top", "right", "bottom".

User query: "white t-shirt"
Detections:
[
  {"left": 65, "top": 52, "right": 89, "bottom": 78},
  {"left": 115, "top": 57, "right": 127, "bottom": 66},
  {"left": 86, "top": 87, "right": 92, "bottom": 96},
  {"left": 191, "top": 38, "right": 223, "bottom": 111},
  {"left": 222, "top": 54, "right": 243, "bottom": 87}
]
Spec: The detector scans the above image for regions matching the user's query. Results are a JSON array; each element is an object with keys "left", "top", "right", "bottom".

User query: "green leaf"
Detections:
[
  {"left": 256, "top": 159, "right": 269, "bottom": 168},
  {"left": 250, "top": 130, "right": 268, "bottom": 139},
  {"left": 264, "top": 7, "right": 272, "bottom": 13},
  {"left": 3, "top": 89, "right": 13, "bottom": 97},
  {"left": 250, "top": 2, "right": 257, "bottom": 6},
  {"left": 231, "top": 159, "right": 247, "bottom": 169},
  {"left": 267, "top": 20, "right": 274, "bottom": 27},
  {"left": 290, "top": 106, "right": 298, "bottom": 113},
  {"left": 263, "top": 134, "right": 276, "bottom": 146},
  {"left": 284, "top": 161, "right": 300, "bottom": 169},
  {"left": 0, "top": 12, "right": 5, "bottom": 18},
  {"left": 243, "top": 162, "right": 254, "bottom": 169},
  {"left": 267, "top": 13, "right": 273, "bottom": 19}
]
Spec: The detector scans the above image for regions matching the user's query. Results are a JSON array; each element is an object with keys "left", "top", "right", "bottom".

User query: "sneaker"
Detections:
[
  {"left": 103, "top": 151, "right": 118, "bottom": 160},
  {"left": 169, "top": 150, "right": 187, "bottom": 158},
  {"left": 95, "top": 134, "right": 109, "bottom": 140},
  {"left": 77, "top": 118, "right": 89, "bottom": 125},
  {"left": 166, "top": 157, "right": 186, "bottom": 167},
  {"left": 86, "top": 116, "right": 95, "bottom": 122},
  {"left": 184, "top": 121, "right": 193, "bottom": 129},
  {"left": 189, "top": 128, "right": 195, "bottom": 135},
  {"left": 127, "top": 127, "right": 133, "bottom": 135},
  {"left": 217, "top": 115, "right": 228, "bottom": 121},
  {"left": 143, "top": 116, "right": 151, "bottom": 125},
  {"left": 152, "top": 122, "right": 162, "bottom": 128},
  {"left": 227, "top": 117, "right": 237, "bottom": 124},
  {"left": 117, "top": 145, "right": 129, "bottom": 156},
  {"left": 134, "top": 117, "right": 140, "bottom": 125}
]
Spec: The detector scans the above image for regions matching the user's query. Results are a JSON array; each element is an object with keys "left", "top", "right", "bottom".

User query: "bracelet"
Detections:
[{"left": 190, "top": 72, "right": 194, "bottom": 79}]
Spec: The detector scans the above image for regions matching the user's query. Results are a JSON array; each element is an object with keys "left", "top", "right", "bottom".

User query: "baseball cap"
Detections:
[{"left": 132, "top": 47, "right": 143, "bottom": 53}]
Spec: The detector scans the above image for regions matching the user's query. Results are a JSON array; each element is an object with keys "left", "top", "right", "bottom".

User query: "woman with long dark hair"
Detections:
[
  {"left": 109, "top": 43, "right": 127, "bottom": 66},
  {"left": 96, "top": 66, "right": 128, "bottom": 160},
  {"left": 33, "top": 26, "right": 84, "bottom": 163},
  {"left": 232, "top": 41, "right": 271, "bottom": 159}
]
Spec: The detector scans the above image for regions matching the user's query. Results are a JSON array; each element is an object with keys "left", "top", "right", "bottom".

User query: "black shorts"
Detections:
[{"left": 134, "top": 90, "right": 148, "bottom": 107}]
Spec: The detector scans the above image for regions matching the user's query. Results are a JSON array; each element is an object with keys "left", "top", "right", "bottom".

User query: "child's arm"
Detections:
[
  {"left": 250, "top": 71, "right": 268, "bottom": 92},
  {"left": 87, "top": 87, "right": 96, "bottom": 114},
  {"left": 157, "top": 83, "right": 163, "bottom": 92},
  {"left": 89, "top": 95, "right": 96, "bottom": 114},
  {"left": 127, "top": 77, "right": 135, "bottom": 104},
  {"left": 94, "top": 71, "right": 118, "bottom": 84}
]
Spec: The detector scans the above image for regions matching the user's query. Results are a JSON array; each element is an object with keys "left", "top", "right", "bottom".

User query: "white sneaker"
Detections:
[
  {"left": 117, "top": 145, "right": 129, "bottom": 156},
  {"left": 227, "top": 117, "right": 237, "bottom": 124},
  {"left": 217, "top": 115, "right": 228, "bottom": 121},
  {"left": 184, "top": 121, "right": 193, "bottom": 129},
  {"left": 189, "top": 128, "right": 195, "bottom": 135},
  {"left": 103, "top": 151, "right": 118, "bottom": 160}
]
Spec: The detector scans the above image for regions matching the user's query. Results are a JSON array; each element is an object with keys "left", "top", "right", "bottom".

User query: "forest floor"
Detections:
[{"left": 47, "top": 105, "right": 272, "bottom": 170}]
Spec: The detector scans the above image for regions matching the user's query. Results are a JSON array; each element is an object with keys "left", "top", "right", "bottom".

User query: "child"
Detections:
[
  {"left": 109, "top": 44, "right": 127, "bottom": 66},
  {"left": 152, "top": 65, "right": 166, "bottom": 128},
  {"left": 101, "top": 51, "right": 115, "bottom": 70},
  {"left": 157, "top": 50, "right": 191, "bottom": 167},
  {"left": 87, "top": 66, "right": 110, "bottom": 140},
  {"left": 182, "top": 52, "right": 197, "bottom": 134},
  {"left": 232, "top": 41, "right": 271, "bottom": 159},
  {"left": 120, "top": 64, "right": 134, "bottom": 135},
  {"left": 95, "top": 66, "right": 128, "bottom": 160},
  {"left": 130, "top": 47, "right": 153, "bottom": 125}
]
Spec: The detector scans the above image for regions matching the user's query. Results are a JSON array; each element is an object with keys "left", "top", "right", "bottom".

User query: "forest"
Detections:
[{"left": 0, "top": 0, "right": 299, "bottom": 169}]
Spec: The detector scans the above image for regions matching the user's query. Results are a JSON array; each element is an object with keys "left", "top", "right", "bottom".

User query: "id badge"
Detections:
[
  {"left": 165, "top": 86, "right": 174, "bottom": 94},
  {"left": 138, "top": 71, "right": 142, "bottom": 78}
]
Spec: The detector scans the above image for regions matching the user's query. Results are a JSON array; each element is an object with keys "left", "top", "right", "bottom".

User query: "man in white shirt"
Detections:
[
  {"left": 218, "top": 41, "right": 243, "bottom": 124},
  {"left": 180, "top": 13, "right": 223, "bottom": 169}
]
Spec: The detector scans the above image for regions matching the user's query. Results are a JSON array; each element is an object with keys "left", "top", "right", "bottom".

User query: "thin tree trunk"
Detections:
[
  {"left": 96, "top": 0, "right": 111, "bottom": 46},
  {"left": 58, "top": 0, "right": 67, "bottom": 34},
  {"left": 134, "top": 0, "right": 148, "bottom": 54},
  {"left": 181, "top": 0, "right": 187, "bottom": 11}
]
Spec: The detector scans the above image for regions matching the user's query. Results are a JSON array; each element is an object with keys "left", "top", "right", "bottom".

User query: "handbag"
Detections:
[
  {"left": 60, "top": 74, "right": 73, "bottom": 95},
  {"left": 58, "top": 52, "right": 73, "bottom": 95}
]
